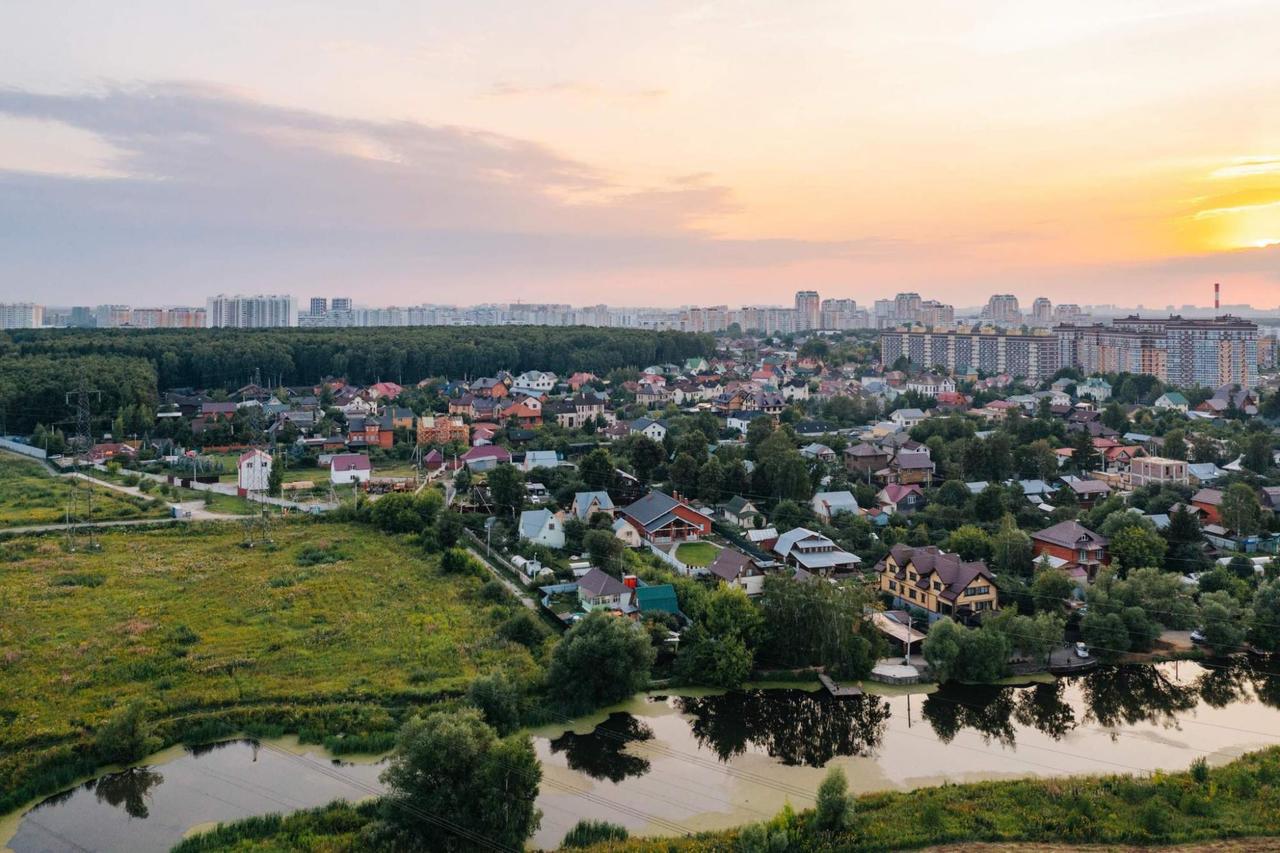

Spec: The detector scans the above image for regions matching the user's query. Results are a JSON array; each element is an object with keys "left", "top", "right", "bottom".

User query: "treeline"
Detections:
[{"left": 0, "top": 326, "right": 713, "bottom": 434}]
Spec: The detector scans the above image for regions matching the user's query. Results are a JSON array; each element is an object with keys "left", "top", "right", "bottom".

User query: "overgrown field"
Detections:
[
  {"left": 0, "top": 519, "right": 542, "bottom": 811},
  {"left": 0, "top": 451, "right": 168, "bottom": 527},
  {"left": 172, "top": 747, "right": 1280, "bottom": 851}
]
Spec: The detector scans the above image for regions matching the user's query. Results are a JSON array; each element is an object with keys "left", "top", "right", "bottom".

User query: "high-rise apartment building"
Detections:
[
  {"left": 894, "top": 292, "right": 923, "bottom": 321},
  {"left": 331, "top": 297, "right": 352, "bottom": 312},
  {"left": 880, "top": 326, "right": 1059, "bottom": 380},
  {"left": 819, "top": 298, "right": 868, "bottom": 330},
  {"left": 1056, "top": 315, "right": 1258, "bottom": 388},
  {"left": 0, "top": 303, "right": 44, "bottom": 329},
  {"left": 1031, "top": 297, "right": 1053, "bottom": 325},
  {"left": 981, "top": 294, "right": 1022, "bottom": 324},
  {"left": 309, "top": 297, "right": 328, "bottom": 317},
  {"left": 919, "top": 300, "right": 954, "bottom": 326},
  {"left": 206, "top": 294, "right": 295, "bottom": 328},
  {"left": 794, "top": 290, "right": 820, "bottom": 331}
]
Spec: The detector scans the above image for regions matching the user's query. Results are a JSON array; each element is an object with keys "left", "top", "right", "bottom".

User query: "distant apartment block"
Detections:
[
  {"left": 0, "top": 303, "right": 44, "bottom": 329},
  {"left": 879, "top": 326, "right": 1060, "bottom": 380},
  {"left": 794, "top": 290, "right": 820, "bottom": 331},
  {"left": 981, "top": 294, "right": 1022, "bottom": 324},
  {"left": 206, "top": 294, "right": 295, "bottom": 328},
  {"left": 1057, "top": 315, "right": 1257, "bottom": 388}
]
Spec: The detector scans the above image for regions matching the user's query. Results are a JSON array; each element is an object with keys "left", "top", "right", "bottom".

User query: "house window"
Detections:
[
  {"left": 908, "top": 589, "right": 917, "bottom": 600},
  {"left": 888, "top": 580, "right": 897, "bottom": 591}
]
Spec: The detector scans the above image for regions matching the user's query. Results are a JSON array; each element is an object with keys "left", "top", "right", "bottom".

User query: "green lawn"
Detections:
[
  {"left": 0, "top": 451, "right": 169, "bottom": 528},
  {"left": 0, "top": 520, "right": 536, "bottom": 751},
  {"left": 675, "top": 541, "right": 719, "bottom": 567}
]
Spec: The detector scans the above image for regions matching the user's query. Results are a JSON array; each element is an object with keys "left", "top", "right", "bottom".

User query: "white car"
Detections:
[
  {"left": 1190, "top": 629, "right": 1207, "bottom": 644},
  {"left": 1074, "top": 642, "right": 1090, "bottom": 659}
]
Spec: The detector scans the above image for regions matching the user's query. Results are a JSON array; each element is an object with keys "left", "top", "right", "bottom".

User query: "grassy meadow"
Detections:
[
  {"left": 0, "top": 451, "right": 168, "bottom": 527},
  {"left": 0, "top": 521, "right": 539, "bottom": 774}
]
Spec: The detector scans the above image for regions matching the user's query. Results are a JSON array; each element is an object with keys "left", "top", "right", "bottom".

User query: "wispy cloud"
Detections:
[
  {"left": 484, "top": 81, "right": 668, "bottom": 101},
  {"left": 0, "top": 83, "right": 871, "bottom": 303}
]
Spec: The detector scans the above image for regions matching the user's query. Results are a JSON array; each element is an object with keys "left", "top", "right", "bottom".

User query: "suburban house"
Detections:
[
  {"left": 519, "top": 449, "right": 559, "bottom": 472},
  {"left": 1192, "top": 488, "right": 1224, "bottom": 525},
  {"left": 612, "top": 517, "right": 643, "bottom": 547},
  {"left": 1077, "top": 378, "right": 1113, "bottom": 401},
  {"left": 514, "top": 370, "right": 557, "bottom": 392},
  {"left": 346, "top": 415, "right": 393, "bottom": 450},
  {"left": 1063, "top": 477, "right": 1112, "bottom": 506},
  {"left": 469, "top": 378, "right": 509, "bottom": 399},
  {"left": 876, "top": 544, "right": 999, "bottom": 621},
  {"left": 576, "top": 567, "right": 634, "bottom": 612},
  {"left": 461, "top": 445, "right": 513, "bottom": 472},
  {"left": 890, "top": 407, "right": 927, "bottom": 429},
  {"left": 726, "top": 410, "right": 773, "bottom": 434},
  {"left": 330, "top": 453, "right": 372, "bottom": 485},
  {"left": 1153, "top": 391, "right": 1190, "bottom": 412},
  {"left": 571, "top": 490, "right": 616, "bottom": 520},
  {"left": 1031, "top": 520, "right": 1109, "bottom": 581},
  {"left": 619, "top": 491, "right": 713, "bottom": 544},
  {"left": 877, "top": 483, "right": 925, "bottom": 514},
  {"left": 800, "top": 443, "right": 837, "bottom": 464},
  {"left": 707, "top": 549, "right": 767, "bottom": 596},
  {"left": 518, "top": 508, "right": 566, "bottom": 549},
  {"left": 629, "top": 417, "right": 669, "bottom": 443},
  {"left": 746, "top": 527, "right": 779, "bottom": 551},
  {"left": 1128, "top": 456, "right": 1189, "bottom": 488},
  {"left": 887, "top": 447, "right": 935, "bottom": 485},
  {"left": 905, "top": 374, "right": 956, "bottom": 396},
  {"left": 845, "top": 442, "right": 891, "bottom": 476},
  {"left": 772, "top": 528, "right": 861, "bottom": 576},
  {"left": 718, "top": 495, "right": 763, "bottom": 529},
  {"left": 237, "top": 448, "right": 273, "bottom": 493},
  {"left": 811, "top": 490, "right": 859, "bottom": 522}
]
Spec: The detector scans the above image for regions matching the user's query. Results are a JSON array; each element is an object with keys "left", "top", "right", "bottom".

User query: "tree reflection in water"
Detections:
[
  {"left": 1250, "top": 655, "right": 1280, "bottom": 708},
  {"left": 676, "top": 689, "right": 890, "bottom": 766},
  {"left": 1080, "top": 665, "right": 1197, "bottom": 730},
  {"left": 91, "top": 767, "right": 164, "bottom": 819},
  {"left": 548, "top": 712, "right": 654, "bottom": 782},
  {"left": 922, "top": 683, "right": 1021, "bottom": 746}
]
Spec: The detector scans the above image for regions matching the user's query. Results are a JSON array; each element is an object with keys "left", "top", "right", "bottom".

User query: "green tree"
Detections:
[
  {"left": 703, "top": 585, "right": 765, "bottom": 647},
  {"left": 675, "top": 633, "right": 754, "bottom": 688},
  {"left": 467, "top": 672, "right": 522, "bottom": 735},
  {"left": 1249, "top": 579, "right": 1280, "bottom": 653},
  {"left": 487, "top": 463, "right": 526, "bottom": 518},
  {"left": 1162, "top": 429, "right": 1187, "bottom": 461},
  {"left": 1200, "top": 590, "right": 1249, "bottom": 657},
  {"left": 583, "top": 529, "right": 625, "bottom": 576},
  {"left": 1081, "top": 611, "right": 1130, "bottom": 660},
  {"left": 669, "top": 452, "right": 700, "bottom": 496},
  {"left": 547, "top": 612, "right": 656, "bottom": 714},
  {"left": 922, "top": 617, "right": 965, "bottom": 683},
  {"left": 1030, "top": 567, "right": 1075, "bottom": 613},
  {"left": 1243, "top": 432, "right": 1273, "bottom": 475},
  {"left": 266, "top": 453, "right": 283, "bottom": 497},
  {"left": 813, "top": 767, "right": 856, "bottom": 832},
  {"left": 628, "top": 435, "right": 665, "bottom": 484},
  {"left": 696, "top": 457, "right": 724, "bottom": 503},
  {"left": 578, "top": 448, "right": 616, "bottom": 492},
  {"left": 94, "top": 701, "right": 161, "bottom": 764},
  {"left": 989, "top": 514, "right": 1033, "bottom": 577},
  {"left": 378, "top": 708, "right": 541, "bottom": 850},
  {"left": 947, "top": 525, "right": 992, "bottom": 562},
  {"left": 1109, "top": 523, "right": 1167, "bottom": 574},
  {"left": 1220, "top": 483, "right": 1263, "bottom": 535}
]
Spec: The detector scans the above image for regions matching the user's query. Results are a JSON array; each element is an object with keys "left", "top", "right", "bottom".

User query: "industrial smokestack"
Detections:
[{"left": 1215, "top": 282, "right": 1220, "bottom": 310}]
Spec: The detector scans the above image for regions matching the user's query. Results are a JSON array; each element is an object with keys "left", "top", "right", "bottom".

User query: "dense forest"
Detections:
[{"left": 0, "top": 326, "right": 713, "bottom": 435}]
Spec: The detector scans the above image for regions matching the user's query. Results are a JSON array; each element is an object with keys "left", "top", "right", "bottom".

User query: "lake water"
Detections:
[{"left": 6, "top": 660, "right": 1280, "bottom": 852}]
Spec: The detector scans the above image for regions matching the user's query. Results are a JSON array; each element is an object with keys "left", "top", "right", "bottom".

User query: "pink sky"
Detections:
[{"left": 1, "top": 2, "right": 1279, "bottom": 308}]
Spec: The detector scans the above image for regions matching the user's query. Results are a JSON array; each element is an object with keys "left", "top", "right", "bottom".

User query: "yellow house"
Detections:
[{"left": 876, "top": 544, "right": 998, "bottom": 622}]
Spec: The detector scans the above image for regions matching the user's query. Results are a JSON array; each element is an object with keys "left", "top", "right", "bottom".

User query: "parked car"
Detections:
[
  {"left": 1190, "top": 629, "right": 1207, "bottom": 644},
  {"left": 1074, "top": 642, "right": 1090, "bottom": 659}
]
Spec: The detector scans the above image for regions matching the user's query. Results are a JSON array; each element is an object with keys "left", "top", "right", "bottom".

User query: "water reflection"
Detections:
[
  {"left": 916, "top": 659, "right": 1280, "bottom": 746},
  {"left": 92, "top": 767, "right": 164, "bottom": 818},
  {"left": 548, "top": 712, "right": 654, "bottom": 782},
  {"left": 676, "top": 689, "right": 890, "bottom": 766}
]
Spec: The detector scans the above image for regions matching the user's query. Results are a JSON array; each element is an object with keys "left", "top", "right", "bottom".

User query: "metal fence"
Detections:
[{"left": 0, "top": 437, "right": 48, "bottom": 460}]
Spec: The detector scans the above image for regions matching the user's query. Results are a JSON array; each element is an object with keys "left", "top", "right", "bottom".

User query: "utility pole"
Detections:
[{"left": 65, "top": 378, "right": 102, "bottom": 552}]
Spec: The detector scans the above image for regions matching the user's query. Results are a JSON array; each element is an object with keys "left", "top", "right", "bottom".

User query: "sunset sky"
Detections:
[{"left": 3, "top": 1, "right": 1280, "bottom": 308}]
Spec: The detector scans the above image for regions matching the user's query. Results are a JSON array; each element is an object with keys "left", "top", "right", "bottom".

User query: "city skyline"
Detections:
[{"left": 4, "top": 3, "right": 1280, "bottom": 306}]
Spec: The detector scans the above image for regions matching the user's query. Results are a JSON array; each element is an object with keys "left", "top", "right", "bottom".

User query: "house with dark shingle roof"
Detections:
[
  {"left": 1031, "top": 520, "right": 1109, "bottom": 581},
  {"left": 707, "top": 549, "right": 767, "bottom": 596},
  {"left": 577, "top": 567, "right": 634, "bottom": 612},
  {"left": 875, "top": 544, "right": 998, "bottom": 622},
  {"left": 619, "top": 491, "right": 712, "bottom": 544}
]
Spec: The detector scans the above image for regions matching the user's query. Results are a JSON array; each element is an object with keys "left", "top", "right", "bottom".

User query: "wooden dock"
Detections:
[{"left": 818, "top": 673, "right": 863, "bottom": 697}]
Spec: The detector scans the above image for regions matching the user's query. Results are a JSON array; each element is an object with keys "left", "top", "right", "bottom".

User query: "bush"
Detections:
[
  {"left": 814, "top": 767, "right": 855, "bottom": 831},
  {"left": 295, "top": 544, "right": 346, "bottom": 566},
  {"left": 498, "top": 611, "right": 547, "bottom": 649},
  {"left": 562, "top": 819, "right": 629, "bottom": 848},
  {"left": 94, "top": 701, "right": 161, "bottom": 765},
  {"left": 51, "top": 573, "right": 105, "bottom": 588},
  {"left": 466, "top": 673, "right": 522, "bottom": 736},
  {"left": 440, "top": 548, "right": 474, "bottom": 574}
]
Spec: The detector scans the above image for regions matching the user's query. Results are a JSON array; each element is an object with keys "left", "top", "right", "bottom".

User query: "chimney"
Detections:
[
  {"left": 1215, "top": 282, "right": 1220, "bottom": 310},
  {"left": 623, "top": 575, "right": 638, "bottom": 589}
]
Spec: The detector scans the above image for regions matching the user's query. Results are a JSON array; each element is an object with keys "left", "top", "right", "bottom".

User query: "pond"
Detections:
[{"left": 5, "top": 660, "right": 1280, "bottom": 852}]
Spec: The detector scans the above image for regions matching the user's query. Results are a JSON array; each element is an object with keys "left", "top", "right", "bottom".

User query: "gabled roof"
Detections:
[
  {"left": 518, "top": 508, "right": 556, "bottom": 539},
  {"left": 635, "top": 584, "right": 678, "bottom": 613},
  {"left": 578, "top": 567, "right": 628, "bottom": 598},
  {"left": 572, "top": 490, "right": 615, "bottom": 518},
  {"left": 1032, "top": 520, "right": 1107, "bottom": 549},
  {"left": 708, "top": 548, "right": 759, "bottom": 582},
  {"left": 878, "top": 544, "right": 993, "bottom": 603},
  {"left": 1192, "top": 488, "right": 1224, "bottom": 506},
  {"left": 330, "top": 453, "right": 371, "bottom": 471}
]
